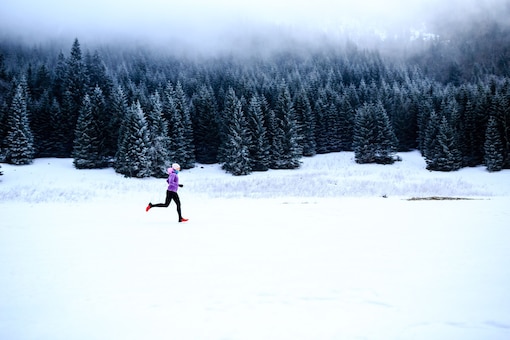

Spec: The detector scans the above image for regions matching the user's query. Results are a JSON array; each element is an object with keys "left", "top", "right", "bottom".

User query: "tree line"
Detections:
[{"left": 0, "top": 34, "right": 509, "bottom": 176}]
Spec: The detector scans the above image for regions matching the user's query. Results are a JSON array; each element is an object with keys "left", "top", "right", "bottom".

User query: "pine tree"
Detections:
[
  {"left": 5, "top": 84, "right": 35, "bottom": 165},
  {"left": 147, "top": 91, "right": 171, "bottom": 177},
  {"left": 260, "top": 96, "right": 283, "bottom": 169},
  {"left": 314, "top": 92, "right": 330, "bottom": 154},
  {"left": 52, "top": 51, "right": 67, "bottom": 103},
  {"left": 353, "top": 103, "right": 376, "bottom": 164},
  {"left": 217, "top": 87, "right": 239, "bottom": 164},
  {"left": 426, "top": 115, "right": 463, "bottom": 171},
  {"left": 326, "top": 88, "right": 344, "bottom": 152},
  {"left": 247, "top": 95, "right": 270, "bottom": 171},
  {"left": 62, "top": 39, "right": 89, "bottom": 156},
  {"left": 85, "top": 50, "right": 113, "bottom": 97},
  {"left": 336, "top": 94, "right": 356, "bottom": 151},
  {"left": 374, "top": 102, "right": 399, "bottom": 164},
  {"left": 423, "top": 110, "right": 441, "bottom": 163},
  {"left": 388, "top": 83, "right": 417, "bottom": 151},
  {"left": 165, "top": 82, "right": 195, "bottom": 169},
  {"left": 115, "top": 101, "right": 152, "bottom": 178},
  {"left": 73, "top": 86, "right": 108, "bottom": 169},
  {"left": 108, "top": 85, "right": 129, "bottom": 157},
  {"left": 484, "top": 115, "right": 504, "bottom": 172},
  {"left": 73, "top": 94, "right": 104, "bottom": 169},
  {"left": 48, "top": 98, "right": 67, "bottom": 156},
  {"left": 353, "top": 102, "right": 397, "bottom": 164},
  {"left": 473, "top": 85, "right": 492, "bottom": 165},
  {"left": 59, "top": 89, "right": 77, "bottom": 157},
  {"left": 191, "top": 85, "right": 220, "bottom": 164},
  {"left": 221, "top": 96, "right": 251, "bottom": 176},
  {"left": 33, "top": 64, "right": 52, "bottom": 101},
  {"left": 176, "top": 82, "right": 195, "bottom": 168},
  {"left": 460, "top": 90, "right": 486, "bottom": 167},
  {"left": 90, "top": 86, "right": 108, "bottom": 160},
  {"left": 30, "top": 89, "right": 52, "bottom": 157},
  {"left": 272, "top": 82, "right": 301, "bottom": 169},
  {"left": 294, "top": 88, "right": 316, "bottom": 156},
  {"left": 415, "top": 86, "right": 435, "bottom": 154},
  {"left": 66, "top": 39, "right": 88, "bottom": 101}
]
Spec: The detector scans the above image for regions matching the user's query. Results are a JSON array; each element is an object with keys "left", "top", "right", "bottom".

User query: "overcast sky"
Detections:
[{"left": 0, "top": 0, "right": 507, "bottom": 50}]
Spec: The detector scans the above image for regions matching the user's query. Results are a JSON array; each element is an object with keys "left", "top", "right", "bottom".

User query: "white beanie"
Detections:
[{"left": 167, "top": 163, "right": 180, "bottom": 174}]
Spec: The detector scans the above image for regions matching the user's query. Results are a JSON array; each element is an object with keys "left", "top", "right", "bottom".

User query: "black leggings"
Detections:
[{"left": 152, "top": 190, "right": 182, "bottom": 218}]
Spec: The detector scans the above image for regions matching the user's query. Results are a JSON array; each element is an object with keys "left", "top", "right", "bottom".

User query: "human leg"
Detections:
[
  {"left": 170, "top": 191, "right": 187, "bottom": 222},
  {"left": 148, "top": 190, "right": 172, "bottom": 209}
]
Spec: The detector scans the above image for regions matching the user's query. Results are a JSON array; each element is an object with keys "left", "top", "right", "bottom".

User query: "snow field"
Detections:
[{"left": 1, "top": 151, "right": 510, "bottom": 339}]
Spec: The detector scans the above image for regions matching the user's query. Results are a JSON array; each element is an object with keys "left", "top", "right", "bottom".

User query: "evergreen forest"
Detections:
[{"left": 0, "top": 16, "right": 509, "bottom": 176}]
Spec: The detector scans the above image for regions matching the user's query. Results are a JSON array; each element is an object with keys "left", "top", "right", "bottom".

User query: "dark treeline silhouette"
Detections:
[{"left": 0, "top": 21, "right": 509, "bottom": 176}]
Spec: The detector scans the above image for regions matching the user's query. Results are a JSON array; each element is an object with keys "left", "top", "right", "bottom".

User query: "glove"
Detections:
[{"left": 179, "top": 184, "right": 183, "bottom": 187}]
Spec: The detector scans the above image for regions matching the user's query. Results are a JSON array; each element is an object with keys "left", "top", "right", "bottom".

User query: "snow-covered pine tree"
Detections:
[
  {"left": 353, "top": 103, "right": 376, "bottom": 164},
  {"left": 336, "top": 94, "right": 355, "bottom": 151},
  {"left": 457, "top": 85, "right": 477, "bottom": 166},
  {"left": 90, "top": 86, "right": 108, "bottom": 162},
  {"left": 462, "top": 87, "right": 490, "bottom": 167},
  {"left": 247, "top": 95, "right": 270, "bottom": 171},
  {"left": 191, "top": 85, "right": 220, "bottom": 164},
  {"left": 115, "top": 101, "right": 152, "bottom": 178},
  {"left": 387, "top": 83, "right": 416, "bottom": 151},
  {"left": 313, "top": 89, "right": 330, "bottom": 154},
  {"left": 72, "top": 86, "right": 108, "bottom": 169},
  {"left": 52, "top": 51, "right": 67, "bottom": 103},
  {"left": 84, "top": 50, "right": 113, "bottom": 97},
  {"left": 164, "top": 82, "right": 195, "bottom": 169},
  {"left": 62, "top": 39, "right": 88, "bottom": 156},
  {"left": 47, "top": 98, "right": 67, "bottom": 157},
  {"left": 175, "top": 82, "right": 195, "bottom": 168},
  {"left": 426, "top": 115, "right": 463, "bottom": 171},
  {"left": 294, "top": 88, "right": 316, "bottom": 157},
  {"left": 60, "top": 89, "right": 77, "bottom": 157},
  {"left": 147, "top": 91, "right": 171, "bottom": 177},
  {"left": 422, "top": 110, "right": 440, "bottom": 163},
  {"left": 439, "top": 94, "right": 463, "bottom": 164},
  {"left": 272, "top": 82, "right": 301, "bottom": 169},
  {"left": 353, "top": 102, "right": 397, "bottom": 164},
  {"left": 30, "top": 89, "right": 54, "bottom": 157},
  {"left": 259, "top": 96, "right": 283, "bottom": 169},
  {"left": 73, "top": 94, "right": 104, "bottom": 169},
  {"left": 221, "top": 95, "right": 251, "bottom": 176},
  {"left": 5, "top": 84, "right": 35, "bottom": 165},
  {"left": 484, "top": 115, "right": 504, "bottom": 172},
  {"left": 492, "top": 81, "right": 510, "bottom": 168},
  {"left": 217, "top": 87, "right": 238, "bottom": 165},
  {"left": 324, "top": 87, "right": 344, "bottom": 152},
  {"left": 374, "top": 101, "right": 399, "bottom": 164},
  {"left": 415, "top": 87, "right": 435, "bottom": 154},
  {"left": 108, "top": 85, "right": 129, "bottom": 157}
]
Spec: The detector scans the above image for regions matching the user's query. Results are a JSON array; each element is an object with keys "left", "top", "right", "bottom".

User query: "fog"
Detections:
[{"left": 0, "top": 0, "right": 508, "bottom": 53}]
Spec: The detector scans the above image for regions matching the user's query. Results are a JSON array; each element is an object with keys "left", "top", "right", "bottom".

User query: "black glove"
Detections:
[{"left": 179, "top": 184, "right": 183, "bottom": 187}]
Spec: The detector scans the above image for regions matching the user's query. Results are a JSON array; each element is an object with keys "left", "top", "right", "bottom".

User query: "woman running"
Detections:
[{"left": 146, "top": 163, "right": 188, "bottom": 222}]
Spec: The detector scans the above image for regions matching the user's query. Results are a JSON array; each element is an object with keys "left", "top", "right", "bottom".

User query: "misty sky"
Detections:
[{"left": 0, "top": 0, "right": 507, "bottom": 49}]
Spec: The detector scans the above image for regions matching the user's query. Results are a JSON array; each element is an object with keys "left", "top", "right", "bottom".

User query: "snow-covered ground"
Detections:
[{"left": 1, "top": 151, "right": 509, "bottom": 340}]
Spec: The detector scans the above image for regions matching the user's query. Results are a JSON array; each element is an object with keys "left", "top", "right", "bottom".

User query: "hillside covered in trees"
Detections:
[{"left": 0, "top": 15, "right": 509, "bottom": 176}]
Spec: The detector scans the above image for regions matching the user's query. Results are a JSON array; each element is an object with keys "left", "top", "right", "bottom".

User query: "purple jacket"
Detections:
[{"left": 167, "top": 169, "right": 179, "bottom": 192}]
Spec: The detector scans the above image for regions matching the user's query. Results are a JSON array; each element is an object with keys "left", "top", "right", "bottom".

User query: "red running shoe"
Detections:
[
  {"left": 146, "top": 203, "right": 152, "bottom": 212},
  {"left": 179, "top": 218, "right": 188, "bottom": 222}
]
